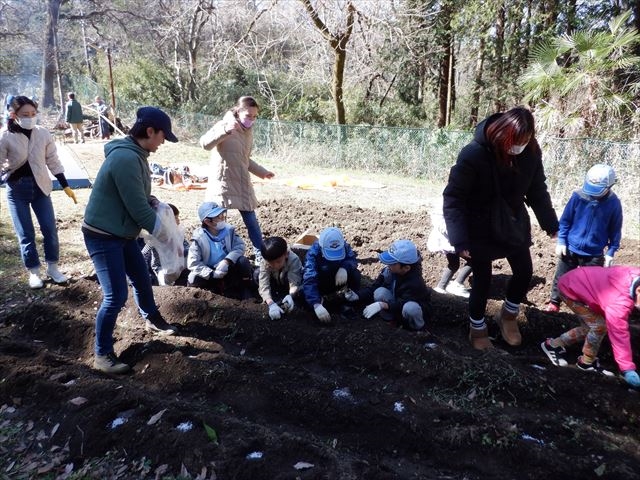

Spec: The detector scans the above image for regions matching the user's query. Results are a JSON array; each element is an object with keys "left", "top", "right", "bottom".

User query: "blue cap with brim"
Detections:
[
  {"left": 582, "top": 164, "right": 616, "bottom": 198},
  {"left": 379, "top": 239, "right": 419, "bottom": 265},
  {"left": 198, "top": 201, "right": 227, "bottom": 222},
  {"left": 319, "top": 227, "right": 346, "bottom": 261}
]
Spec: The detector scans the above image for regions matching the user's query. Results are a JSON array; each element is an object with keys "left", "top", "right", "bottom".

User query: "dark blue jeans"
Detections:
[
  {"left": 6, "top": 176, "right": 59, "bottom": 269},
  {"left": 239, "top": 210, "right": 264, "bottom": 251},
  {"left": 83, "top": 231, "right": 159, "bottom": 356}
]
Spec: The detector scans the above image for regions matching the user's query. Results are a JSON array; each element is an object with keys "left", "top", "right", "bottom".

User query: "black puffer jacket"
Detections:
[{"left": 443, "top": 113, "right": 558, "bottom": 260}]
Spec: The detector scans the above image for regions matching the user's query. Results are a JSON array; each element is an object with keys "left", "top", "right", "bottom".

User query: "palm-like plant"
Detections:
[{"left": 519, "top": 11, "right": 640, "bottom": 139}]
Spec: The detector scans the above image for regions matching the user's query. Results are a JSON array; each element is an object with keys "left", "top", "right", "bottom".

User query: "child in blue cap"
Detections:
[
  {"left": 545, "top": 164, "right": 623, "bottom": 312},
  {"left": 357, "top": 239, "right": 431, "bottom": 330},
  {"left": 302, "top": 227, "right": 361, "bottom": 323}
]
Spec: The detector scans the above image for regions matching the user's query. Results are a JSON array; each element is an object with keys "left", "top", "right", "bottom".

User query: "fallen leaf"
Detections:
[
  {"left": 69, "top": 397, "right": 88, "bottom": 406},
  {"left": 293, "top": 461, "right": 314, "bottom": 470},
  {"left": 37, "top": 462, "right": 55, "bottom": 474},
  {"left": 147, "top": 409, "right": 167, "bottom": 426},
  {"left": 594, "top": 464, "right": 606, "bottom": 477},
  {"left": 36, "top": 430, "right": 47, "bottom": 440},
  {"left": 51, "top": 423, "right": 60, "bottom": 437}
]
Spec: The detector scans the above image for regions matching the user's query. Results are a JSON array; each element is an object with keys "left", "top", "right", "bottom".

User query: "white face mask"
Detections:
[
  {"left": 17, "top": 116, "right": 37, "bottom": 130},
  {"left": 508, "top": 144, "right": 527, "bottom": 155},
  {"left": 215, "top": 221, "right": 227, "bottom": 231}
]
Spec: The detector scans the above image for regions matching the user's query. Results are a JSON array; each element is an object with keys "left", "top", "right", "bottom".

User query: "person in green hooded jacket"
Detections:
[{"left": 82, "top": 106, "right": 180, "bottom": 374}]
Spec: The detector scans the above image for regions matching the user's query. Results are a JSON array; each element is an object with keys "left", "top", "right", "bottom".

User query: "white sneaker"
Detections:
[
  {"left": 46, "top": 263, "right": 69, "bottom": 283},
  {"left": 29, "top": 272, "right": 44, "bottom": 289},
  {"left": 445, "top": 282, "right": 470, "bottom": 298},
  {"left": 433, "top": 286, "right": 447, "bottom": 294}
]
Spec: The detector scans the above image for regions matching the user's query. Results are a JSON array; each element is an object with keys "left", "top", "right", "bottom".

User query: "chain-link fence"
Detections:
[{"left": 112, "top": 109, "right": 640, "bottom": 239}]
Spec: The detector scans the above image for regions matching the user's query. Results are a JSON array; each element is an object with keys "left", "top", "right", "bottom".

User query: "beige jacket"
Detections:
[
  {"left": 200, "top": 111, "right": 269, "bottom": 211},
  {"left": 0, "top": 126, "right": 63, "bottom": 196}
]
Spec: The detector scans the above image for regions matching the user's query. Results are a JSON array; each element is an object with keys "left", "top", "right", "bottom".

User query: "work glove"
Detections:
[
  {"left": 343, "top": 289, "right": 359, "bottom": 302},
  {"left": 623, "top": 370, "right": 640, "bottom": 388},
  {"left": 363, "top": 302, "right": 383, "bottom": 319},
  {"left": 555, "top": 244, "right": 567, "bottom": 258},
  {"left": 63, "top": 186, "right": 77, "bottom": 204},
  {"left": 268, "top": 302, "right": 284, "bottom": 320},
  {"left": 314, "top": 304, "right": 331, "bottom": 323},
  {"left": 335, "top": 267, "right": 348, "bottom": 287},
  {"left": 213, "top": 261, "right": 229, "bottom": 279},
  {"left": 281, "top": 294, "right": 295, "bottom": 312},
  {"left": 604, "top": 255, "right": 614, "bottom": 267}
]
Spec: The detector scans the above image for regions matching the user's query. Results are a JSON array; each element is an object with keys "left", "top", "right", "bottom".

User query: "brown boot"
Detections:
[
  {"left": 469, "top": 326, "right": 493, "bottom": 350},
  {"left": 496, "top": 305, "right": 522, "bottom": 346}
]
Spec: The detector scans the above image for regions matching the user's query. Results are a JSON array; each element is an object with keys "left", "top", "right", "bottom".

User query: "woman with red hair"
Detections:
[{"left": 443, "top": 107, "right": 559, "bottom": 350}]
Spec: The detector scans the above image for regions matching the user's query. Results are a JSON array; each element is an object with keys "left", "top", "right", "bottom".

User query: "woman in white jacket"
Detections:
[
  {"left": 0, "top": 96, "right": 77, "bottom": 288},
  {"left": 199, "top": 96, "right": 274, "bottom": 262}
]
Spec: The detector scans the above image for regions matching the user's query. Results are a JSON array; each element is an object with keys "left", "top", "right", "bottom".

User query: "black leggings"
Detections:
[{"left": 469, "top": 248, "right": 533, "bottom": 319}]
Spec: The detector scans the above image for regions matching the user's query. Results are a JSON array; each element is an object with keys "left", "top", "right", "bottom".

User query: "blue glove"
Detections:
[{"left": 623, "top": 370, "right": 640, "bottom": 387}]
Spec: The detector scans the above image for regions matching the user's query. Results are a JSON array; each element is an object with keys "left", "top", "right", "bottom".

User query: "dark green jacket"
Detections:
[
  {"left": 84, "top": 137, "right": 157, "bottom": 238},
  {"left": 65, "top": 99, "right": 83, "bottom": 124}
]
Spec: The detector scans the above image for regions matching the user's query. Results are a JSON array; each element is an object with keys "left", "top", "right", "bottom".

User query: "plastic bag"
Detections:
[{"left": 142, "top": 202, "right": 186, "bottom": 284}]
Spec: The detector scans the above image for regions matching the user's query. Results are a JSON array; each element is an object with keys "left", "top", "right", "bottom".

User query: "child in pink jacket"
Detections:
[{"left": 541, "top": 266, "right": 640, "bottom": 388}]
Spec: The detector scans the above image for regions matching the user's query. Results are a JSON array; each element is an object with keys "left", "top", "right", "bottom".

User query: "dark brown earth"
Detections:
[{"left": 2, "top": 196, "right": 640, "bottom": 480}]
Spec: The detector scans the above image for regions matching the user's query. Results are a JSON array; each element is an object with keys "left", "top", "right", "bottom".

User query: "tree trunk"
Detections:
[
  {"left": 299, "top": 0, "right": 356, "bottom": 125},
  {"left": 492, "top": 4, "right": 506, "bottom": 112},
  {"left": 436, "top": 2, "right": 453, "bottom": 127},
  {"left": 41, "top": 0, "right": 63, "bottom": 108},
  {"left": 469, "top": 36, "right": 485, "bottom": 126}
]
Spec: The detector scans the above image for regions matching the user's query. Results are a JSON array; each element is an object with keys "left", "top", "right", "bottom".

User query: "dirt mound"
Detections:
[{"left": 1, "top": 197, "right": 640, "bottom": 479}]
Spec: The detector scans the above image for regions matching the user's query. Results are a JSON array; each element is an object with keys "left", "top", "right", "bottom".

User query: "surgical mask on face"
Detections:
[
  {"left": 240, "top": 118, "right": 254, "bottom": 129},
  {"left": 215, "top": 221, "right": 227, "bottom": 231},
  {"left": 508, "top": 144, "right": 527, "bottom": 155},
  {"left": 16, "top": 116, "right": 37, "bottom": 130}
]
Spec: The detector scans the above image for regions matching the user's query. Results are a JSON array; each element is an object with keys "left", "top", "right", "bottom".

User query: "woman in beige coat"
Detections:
[
  {"left": 200, "top": 96, "right": 274, "bottom": 261},
  {"left": 1, "top": 96, "right": 77, "bottom": 288}
]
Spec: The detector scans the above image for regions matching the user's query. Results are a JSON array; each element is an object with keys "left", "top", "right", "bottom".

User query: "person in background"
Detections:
[
  {"left": 0, "top": 95, "right": 77, "bottom": 289},
  {"left": 427, "top": 201, "right": 472, "bottom": 298},
  {"left": 91, "top": 96, "right": 111, "bottom": 140},
  {"left": 83, "top": 106, "right": 179, "bottom": 374},
  {"left": 258, "top": 236, "right": 303, "bottom": 320},
  {"left": 199, "top": 96, "right": 274, "bottom": 263},
  {"left": 443, "top": 106, "right": 558, "bottom": 350},
  {"left": 358, "top": 239, "right": 431, "bottom": 331},
  {"left": 540, "top": 266, "right": 640, "bottom": 389},
  {"left": 302, "top": 227, "right": 361, "bottom": 324},
  {"left": 187, "top": 201, "right": 254, "bottom": 299},
  {"left": 545, "top": 164, "right": 622, "bottom": 313},
  {"left": 65, "top": 92, "right": 84, "bottom": 144}
]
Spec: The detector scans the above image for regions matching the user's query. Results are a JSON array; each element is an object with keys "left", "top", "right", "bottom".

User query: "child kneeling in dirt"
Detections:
[
  {"left": 187, "top": 201, "right": 254, "bottom": 299},
  {"left": 302, "top": 227, "right": 361, "bottom": 323},
  {"left": 357, "top": 239, "right": 431, "bottom": 331},
  {"left": 258, "top": 236, "right": 304, "bottom": 320},
  {"left": 540, "top": 265, "right": 640, "bottom": 388}
]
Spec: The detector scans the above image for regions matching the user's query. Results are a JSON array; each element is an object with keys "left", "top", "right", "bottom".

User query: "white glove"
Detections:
[
  {"left": 363, "top": 302, "right": 383, "bottom": 319},
  {"left": 335, "top": 267, "right": 348, "bottom": 287},
  {"left": 268, "top": 302, "right": 284, "bottom": 320},
  {"left": 314, "top": 304, "right": 331, "bottom": 323},
  {"left": 214, "top": 260, "right": 229, "bottom": 278},
  {"left": 343, "top": 289, "right": 359, "bottom": 302},
  {"left": 604, "top": 255, "right": 614, "bottom": 267},
  {"left": 555, "top": 244, "right": 567, "bottom": 257},
  {"left": 281, "top": 294, "right": 295, "bottom": 312}
]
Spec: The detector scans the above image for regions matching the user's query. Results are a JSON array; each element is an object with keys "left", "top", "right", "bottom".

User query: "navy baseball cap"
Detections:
[{"left": 134, "top": 106, "right": 178, "bottom": 143}]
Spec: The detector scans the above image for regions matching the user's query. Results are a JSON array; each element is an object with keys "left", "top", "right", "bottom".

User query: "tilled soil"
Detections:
[{"left": 1, "top": 193, "right": 640, "bottom": 479}]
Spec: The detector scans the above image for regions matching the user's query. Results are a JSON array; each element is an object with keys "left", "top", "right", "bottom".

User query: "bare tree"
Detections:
[
  {"left": 299, "top": 0, "right": 356, "bottom": 124},
  {"left": 41, "top": 0, "right": 66, "bottom": 109}
]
